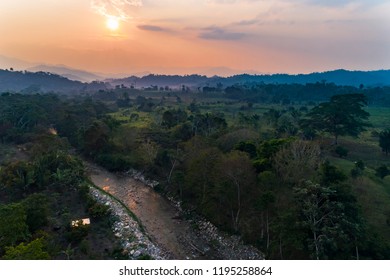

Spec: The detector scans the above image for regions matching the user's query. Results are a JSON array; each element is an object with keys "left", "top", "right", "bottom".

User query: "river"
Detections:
[{"left": 85, "top": 161, "right": 264, "bottom": 260}]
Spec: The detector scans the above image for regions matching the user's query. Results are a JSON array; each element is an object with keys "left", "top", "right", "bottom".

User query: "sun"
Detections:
[{"left": 106, "top": 17, "right": 120, "bottom": 31}]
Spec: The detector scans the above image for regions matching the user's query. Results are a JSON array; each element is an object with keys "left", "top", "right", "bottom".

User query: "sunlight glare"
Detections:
[{"left": 106, "top": 17, "right": 120, "bottom": 31}]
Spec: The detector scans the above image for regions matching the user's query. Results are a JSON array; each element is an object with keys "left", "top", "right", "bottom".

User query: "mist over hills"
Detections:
[
  {"left": 27, "top": 65, "right": 104, "bottom": 83},
  {"left": 1, "top": 67, "right": 390, "bottom": 94}
]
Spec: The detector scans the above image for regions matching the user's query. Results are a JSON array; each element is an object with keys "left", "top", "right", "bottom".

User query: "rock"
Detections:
[{"left": 133, "top": 250, "right": 141, "bottom": 258}]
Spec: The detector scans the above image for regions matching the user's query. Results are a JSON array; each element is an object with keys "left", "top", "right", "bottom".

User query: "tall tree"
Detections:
[
  {"left": 294, "top": 181, "right": 340, "bottom": 260},
  {"left": 294, "top": 180, "right": 363, "bottom": 260},
  {"left": 217, "top": 151, "right": 257, "bottom": 232},
  {"left": 302, "top": 94, "right": 370, "bottom": 144}
]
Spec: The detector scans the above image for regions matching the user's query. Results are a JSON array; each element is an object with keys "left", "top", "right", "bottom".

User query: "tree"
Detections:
[
  {"left": 319, "top": 161, "right": 346, "bottom": 186},
  {"left": 0, "top": 203, "right": 30, "bottom": 248},
  {"left": 138, "top": 138, "right": 159, "bottom": 169},
  {"left": 379, "top": 129, "right": 390, "bottom": 155},
  {"left": 294, "top": 181, "right": 340, "bottom": 259},
  {"left": 184, "top": 147, "right": 222, "bottom": 206},
  {"left": 217, "top": 151, "right": 257, "bottom": 232},
  {"left": 294, "top": 180, "right": 363, "bottom": 260},
  {"left": 273, "top": 140, "right": 322, "bottom": 185},
  {"left": 302, "top": 94, "right": 370, "bottom": 144},
  {"left": 2, "top": 238, "right": 50, "bottom": 260},
  {"left": 21, "top": 194, "right": 49, "bottom": 233},
  {"left": 375, "top": 165, "right": 390, "bottom": 179},
  {"left": 82, "top": 120, "right": 110, "bottom": 155}
]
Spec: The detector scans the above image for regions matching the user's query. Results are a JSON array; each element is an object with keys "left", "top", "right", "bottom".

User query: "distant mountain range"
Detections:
[
  {"left": 1, "top": 66, "right": 390, "bottom": 94},
  {"left": 0, "top": 69, "right": 109, "bottom": 93},
  {"left": 0, "top": 55, "right": 107, "bottom": 82},
  {"left": 27, "top": 65, "right": 104, "bottom": 83},
  {"left": 107, "top": 69, "right": 390, "bottom": 88}
]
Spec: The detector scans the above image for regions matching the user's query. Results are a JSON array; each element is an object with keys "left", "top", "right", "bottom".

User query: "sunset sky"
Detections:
[{"left": 1, "top": 0, "right": 390, "bottom": 76}]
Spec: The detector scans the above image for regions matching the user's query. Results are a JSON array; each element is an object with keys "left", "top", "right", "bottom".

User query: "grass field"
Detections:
[{"left": 366, "top": 106, "right": 390, "bottom": 130}]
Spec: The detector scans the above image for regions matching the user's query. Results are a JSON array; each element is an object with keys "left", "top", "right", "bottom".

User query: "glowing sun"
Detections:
[{"left": 106, "top": 17, "right": 120, "bottom": 31}]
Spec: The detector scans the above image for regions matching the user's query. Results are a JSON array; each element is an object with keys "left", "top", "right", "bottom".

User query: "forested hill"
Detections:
[
  {"left": 108, "top": 69, "right": 390, "bottom": 88},
  {"left": 0, "top": 69, "right": 108, "bottom": 93},
  {"left": 1, "top": 68, "right": 390, "bottom": 94},
  {"left": 222, "top": 69, "right": 390, "bottom": 87}
]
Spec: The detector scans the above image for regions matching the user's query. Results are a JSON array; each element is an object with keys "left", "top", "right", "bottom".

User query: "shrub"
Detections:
[
  {"left": 376, "top": 165, "right": 390, "bottom": 179},
  {"left": 335, "top": 146, "right": 349, "bottom": 158},
  {"left": 88, "top": 203, "right": 111, "bottom": 219}
]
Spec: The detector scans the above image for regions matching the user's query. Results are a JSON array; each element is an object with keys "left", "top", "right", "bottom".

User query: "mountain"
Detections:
[
  {"left": 106, "top": 74, "right": 211, "bottom": 89},
  {"left": 1, "top": 68, "right": 390, "bottom": 94},
  {"left": 108, "top": 69, "right": 390, "bottom": 89},
  {"left": 27, "top": 65, "right": 103, "bottom": 82},
  {"left": 0, "top": 55, "right": 35, "bottom": 70},
  {"left": 0, "top": 69, "right": 108, "bottom": 93},
  {"left": 0, "top": 55, "right": 104, "bottom": 82}
]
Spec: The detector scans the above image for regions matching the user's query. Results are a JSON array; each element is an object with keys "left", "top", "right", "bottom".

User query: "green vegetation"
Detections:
[
  {"left": 302, "top": 94, "right": 370, "bottom": 144},
  {"left": 1, "top": 81, "right": 390, "bottom": 259}
]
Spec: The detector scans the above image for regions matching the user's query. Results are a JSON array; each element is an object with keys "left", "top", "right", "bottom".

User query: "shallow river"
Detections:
[{"left": 85, "top": 161, "right": 205, "bottom": 259}]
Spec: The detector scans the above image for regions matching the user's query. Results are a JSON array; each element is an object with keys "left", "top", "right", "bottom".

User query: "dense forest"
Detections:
[{"left": 1, "top": 80, "right": 390, "bottom": 259}]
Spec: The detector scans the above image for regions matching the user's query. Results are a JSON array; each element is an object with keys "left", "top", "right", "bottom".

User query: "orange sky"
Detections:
[{"left": 1, "top": 0, "right": 389, "bottom": 76}]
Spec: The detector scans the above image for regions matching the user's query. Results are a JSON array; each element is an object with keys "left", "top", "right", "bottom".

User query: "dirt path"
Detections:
[{"left": 85, "top": 161, "right": 207, "bottom": 259}]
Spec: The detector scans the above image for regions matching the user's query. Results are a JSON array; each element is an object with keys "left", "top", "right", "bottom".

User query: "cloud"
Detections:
[
  {"left": 303, "top": 0, "right": 386, "bottom": 7},
  {"left": 236, "top": 18, "right": 261, "bottom": 26},
  {"left": 199, "top": 27, "right": 245, "bottom": 40},
  {"left": 91, "top": 0, "right": 142, "bottom": 21},
  {"left": 207, "top": 0, "right": 264, "bottom": 3},
  {"left": 138, "top": 25, "right": 166, "bottom": 32}
]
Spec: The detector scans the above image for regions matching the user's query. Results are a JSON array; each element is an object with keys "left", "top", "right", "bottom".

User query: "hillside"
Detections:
[
  {"left": 2, "top": 68, "right": 390, "bottom": 95},
  {"left": 0, "top": 69, "right": 108, "bottom": 93},
  {"left": 109, "top": 70, "right": 390, "bottom": 89}
]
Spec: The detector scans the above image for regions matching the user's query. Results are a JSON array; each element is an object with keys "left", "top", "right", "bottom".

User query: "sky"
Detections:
[{"left": 0, "top": 0, "right": 390, "bottom": 76}]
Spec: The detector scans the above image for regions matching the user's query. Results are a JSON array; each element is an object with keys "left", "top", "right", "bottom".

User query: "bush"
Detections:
[
  {"left": 351, "top": 167, "right": 362, "bottom": 178},
  {"left": 335, "top": 146, "right": 349, "bottom": 158},
  {"left": 88, "top": 203, "right": 111, "bottom": 219},
  {"left": 66, "top": 223, "right": 89, "bottom": 244},
  {"left": 355, "top": 160, "right": 365, "bottom": 170},
  {"left": 21, "top": 194, "right": 49, "bottom": 233},
  {"left": 376, "top": 165, "right": 390, "bottom": 179}
]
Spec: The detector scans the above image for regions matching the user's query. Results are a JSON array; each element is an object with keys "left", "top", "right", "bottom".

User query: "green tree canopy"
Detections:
[
  {"left": 302, "top": 94, "right": 370, "bottom": 144},
  {"left": 2, "top": 238, "right": 50, "bottom": 260},
  {"left": 0, "top": 203, "right": 30, "bottom": 248}
]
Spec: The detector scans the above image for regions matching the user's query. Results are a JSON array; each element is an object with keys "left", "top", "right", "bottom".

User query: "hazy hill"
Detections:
[
  {"left": 222, "top": 70, "right": 390, "bottom": 87},
  {"left": 1, "top": 68, "right": 390, "bottom": 94},
  {"left": 0, "top": 69, "right": 107, "bottom": 93},
  {"left": 109, "top": 69, "right": 390, "bottom": 89},
  {"left": 106, "top": 74, "right": 210, "bottom": 89},
  {"left": 0, "top": 55, "right": 35, "bottom": 70},
  {"left": 27, "top": 65, "right": 103, "bottom": 83}
]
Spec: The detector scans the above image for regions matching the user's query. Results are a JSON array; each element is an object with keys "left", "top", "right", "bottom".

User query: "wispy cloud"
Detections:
[
  {"left": 303, "top": 0, "right": 386, "bottom": 8},
  {"left": 236, "top": 18, "right": 261, "bottom": 26},
  {"left": 91, "top": 0, "right": 142, "bottom": 21},
  {"left": 206, "top": 0, "right": 264, "bottom": 4},
  {"left": 138, "top": 25, "right": 166, "bottom": 32},
  {"left": 199, "top": 26, "right": 245, "bottom": 40}
]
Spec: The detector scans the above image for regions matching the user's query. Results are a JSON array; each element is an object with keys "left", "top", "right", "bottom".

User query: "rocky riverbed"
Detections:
[{"left": 86, "top": 161, "right": 264, "bottom": 260}]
